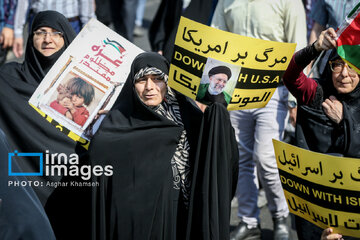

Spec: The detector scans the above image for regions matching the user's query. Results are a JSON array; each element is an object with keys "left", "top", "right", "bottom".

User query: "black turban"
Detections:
[{"left": 208, "top": 65, "right": 232, "bottom": 79}]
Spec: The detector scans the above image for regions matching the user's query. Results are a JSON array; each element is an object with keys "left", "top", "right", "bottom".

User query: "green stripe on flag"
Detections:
[
  {"left": 347, "top": 2, "right": 360, "bottom": 19},
  {"left": 337, "top": 13, "right": 360, "bottom": 47},
  {"left": 337, "top": 45, "right": 360, "bottom": 74}
]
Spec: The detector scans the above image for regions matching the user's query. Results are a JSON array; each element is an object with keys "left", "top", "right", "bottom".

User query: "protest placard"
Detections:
[
  {"left": 273, "top": 139, "right": 360, "bottom": 238},
  {"left": 29, "top": 19, "right": 143, "bottom": 148},
  {"left": 169, "top": 17, "right": 297, "bottom": 110}
]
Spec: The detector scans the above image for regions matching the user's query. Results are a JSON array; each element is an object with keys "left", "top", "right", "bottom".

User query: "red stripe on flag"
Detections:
[{"left": 337, "top": 13, "right": 360, "bottom": 47}]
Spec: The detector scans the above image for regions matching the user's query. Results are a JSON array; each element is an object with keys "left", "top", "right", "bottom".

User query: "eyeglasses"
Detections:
[
  {"left": 329, "top": 60, "right": 358, "bottom": 77},
  {"left": 135, "top": 75, "right": 164, "bottom": 83},
  {"left": 33, "top": 31, "right": 63, "bottom": 40}
]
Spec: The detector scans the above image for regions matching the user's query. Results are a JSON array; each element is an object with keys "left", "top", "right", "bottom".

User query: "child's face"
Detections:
[
  {"left": 59, "top": 97, "right": 72, "bottom": 107},
  {"left": 72, "top": 94, "right": 85, "bottom": 107}
]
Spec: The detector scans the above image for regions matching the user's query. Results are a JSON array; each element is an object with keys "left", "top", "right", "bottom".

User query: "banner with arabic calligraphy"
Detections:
[
  {"left": 168, "top": 17, "right": 297, "bottom": 110},
  {"left": 29, "top": 19, "right": 143, "bottom": 148},
  {"left": 273, "top": 140, "right": 360, "bottom": 238}
]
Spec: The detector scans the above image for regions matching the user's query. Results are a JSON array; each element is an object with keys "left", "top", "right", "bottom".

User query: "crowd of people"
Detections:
[{"left": 0, "top": 0, "right": 359, "bottom": 240}]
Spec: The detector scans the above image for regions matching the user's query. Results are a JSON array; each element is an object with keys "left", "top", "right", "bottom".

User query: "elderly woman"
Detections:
[
  {"left": 0, "top": 10, "right": 77, "bottom": 197},
  {"left": 89, "top": 52, "right": 239, "bottom": 240},
  {"left": 0, "top": 10, "right": 91, "bottom": 239},
  {"left": 283, "top": 27, "right": 360, "bottom": 158},
  {"left": 283, "top": 28, "right": 360, "bottom": 240}
]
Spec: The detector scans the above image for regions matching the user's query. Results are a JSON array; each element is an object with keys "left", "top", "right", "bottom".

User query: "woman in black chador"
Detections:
[
  {"left": 0, "top": 11, "right": 94, "bottom": 240},
  {"left": 0, "top": 10, "right": 77, "bottom": 203},
  {"left": 283, "top": 27, "right": 360, "bottom": 240},
  {"left": 89, "top": 52, "right": 239, "bottom": 240}
]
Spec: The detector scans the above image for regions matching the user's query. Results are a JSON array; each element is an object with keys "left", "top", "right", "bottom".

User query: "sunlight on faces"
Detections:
[
  {"left": 208, "top": 73, "right": 228, "bottom": 95},
  {"left": 331, "top": 59, "right": 360, "bottom": 94},
  {"left": 33, "top": 27, "right": 64, "bottom": 56},
  {"left": 135, "top": 74, "right": 167, "bottom": 107}
]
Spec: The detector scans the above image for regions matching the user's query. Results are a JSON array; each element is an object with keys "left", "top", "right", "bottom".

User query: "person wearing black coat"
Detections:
[
  {"left": 0, "top": 128, "right": 56, "bottom": 240},
  {"left": 89, "top": 52, "right": 239, "bottom": 240},
  {"left": 283, "top": 27, "right": 360, "bottom": 240},
  {"left": 0, "top": 11, "right": 93, "bottom": 240}
]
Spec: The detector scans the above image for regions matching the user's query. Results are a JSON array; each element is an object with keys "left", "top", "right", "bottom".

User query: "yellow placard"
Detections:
[
  {"left": 175, "top": 17, "right": 295, "bottom": 70},
  {"left": 168, "top": 65, "right": 200, "bottom": 100},
  {"left": 227, "top": 88, "right": 275, "bottom": 110},
  {"left": 273, "top": 139, "right": 360, "bottom": 238},
  {"left": 284, "top": 191, "right": 360, "bottom": 237},
  {"left": 169, "top": 17, "right": 296, "bottom": 110}
]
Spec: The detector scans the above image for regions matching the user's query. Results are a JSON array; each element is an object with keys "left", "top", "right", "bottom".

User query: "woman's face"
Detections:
[
  {"left": 135, "top": 74, "right": 167, "bottom": 107},
  {"left": 33, "top": 26, "right": 65, "bottom": 56},
  {"left": 331, "top": 59, "right": 360, "bottom": 94}
]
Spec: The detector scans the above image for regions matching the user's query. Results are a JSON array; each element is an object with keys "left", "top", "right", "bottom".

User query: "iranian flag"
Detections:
[{"left": 336, "top": 2, "right": 360, "bottom": 74}]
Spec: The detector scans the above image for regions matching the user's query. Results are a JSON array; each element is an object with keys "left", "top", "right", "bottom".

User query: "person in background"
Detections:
[
  {"left": 109, "top": 0, "right": 138, "bottom": 42},
  {"left": 133, "top": 0, "right": 147, "bottom": 37},
  {"left": 149, "top": 0, "right": 217, "bottom": 62},
  {"left": 211, "top": 0, "right": 307, "bottom": 239},
  {"left": 94, "top": 0, "right": 111, "bottom": 26},
  {"left": 12, "top": 0, "right": 95, "bottom": 58},
  {"left": 0, "top": 0, "right": 16, "bottom": 65}
]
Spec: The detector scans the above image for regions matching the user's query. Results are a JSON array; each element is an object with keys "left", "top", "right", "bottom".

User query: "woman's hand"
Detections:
[
  {"left": 321, "top": 228, "right": 343, "bottom": 240},
  {"left": 322, "top": 95, "right": 343, "bottom": 124},
  {"left": 95, "top": 109, "right": 109, "bottom": 120},
  {"left": 314, "top": 28, "right": 337, "bottom": 52},
  {"left": 195, "top": 101, "right": 207, "bottom": 112}
]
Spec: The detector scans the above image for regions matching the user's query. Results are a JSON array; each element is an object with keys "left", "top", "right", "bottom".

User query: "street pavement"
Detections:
[{"left": 231, "top": 190, "right": 298, "bottom": 240}]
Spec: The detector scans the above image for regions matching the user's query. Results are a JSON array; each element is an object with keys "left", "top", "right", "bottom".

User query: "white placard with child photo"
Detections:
[{"left": 29, "top": 18, "right": 144, "bottom": 143}]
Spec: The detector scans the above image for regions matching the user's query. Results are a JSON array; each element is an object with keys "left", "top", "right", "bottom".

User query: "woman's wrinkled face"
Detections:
[
  {"left": 33, "top": 27, "right": 65, "bottom": 56},
  {"left": 135, "top": 74, "right": 167, "bottom": 107},
  {"left": 331, "top": 59, "right": 360, "bottom": 94}
]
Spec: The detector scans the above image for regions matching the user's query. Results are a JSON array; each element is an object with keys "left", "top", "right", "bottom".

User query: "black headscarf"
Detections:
[
  {"left": 89, "top": 52, "right": 202, "bottom": 240},
  {"left": 0, "top": 11, "right": 94, "bottom": 240},
  {"left": 0, "top": 10, "right": 78, "bottom": 204},
  {"left": 89, "top": 52, "right": 238, "bottom": 240},
  {"left": 295, "top": 47, "right": 360, "bottom": 158},
  {"left": 292, "top": 47, "right": 360, "bottom": 240},
  {"left": 7, "top": 10, "right": 76, "bottom": 86}
]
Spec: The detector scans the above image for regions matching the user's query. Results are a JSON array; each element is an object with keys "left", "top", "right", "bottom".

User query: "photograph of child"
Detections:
[
  {"left": 50, "top": 77, "right": 95, "bottom": 127},
  {"left": 49, "top": 84, "right": 73, "bottom": 120}
]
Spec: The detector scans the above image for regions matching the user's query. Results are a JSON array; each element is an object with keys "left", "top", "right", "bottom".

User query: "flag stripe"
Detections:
[
  {"left": 336, "top": 2, "right": 360, "bottom": 74},
  {"left": 338, "top": 44, "right": 360, "bottom": 74},
  {"left": 344, "top": 59, "right": 360, "bottom": 74},
  {"left": 347, "top": 2, "right": 360, "bottom": 19},
  {"left": 337, "top": 13, "right": 360, "bottom": 47}
]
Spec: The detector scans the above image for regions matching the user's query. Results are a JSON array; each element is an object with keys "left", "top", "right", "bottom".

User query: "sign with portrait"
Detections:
[
  {"left": 273, "top": 140, "right": 360, "bottom": 238},
  {"left": 169, "top": 17, "right": 297, "bottom": 110},
  {"left": 29, "top": 19, "right": 144, "bottom": 148}
]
